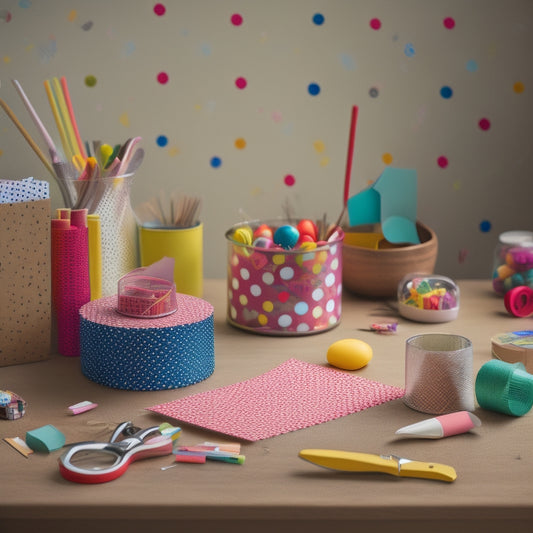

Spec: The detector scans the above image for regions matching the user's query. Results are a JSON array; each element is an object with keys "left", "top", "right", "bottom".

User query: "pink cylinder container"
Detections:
[{"left": 225, "top": 220, "right": 343, "bottom": 335}]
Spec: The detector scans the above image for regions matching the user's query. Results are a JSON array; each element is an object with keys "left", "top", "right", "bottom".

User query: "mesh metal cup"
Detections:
[{"left": 404, "top": 333, "right": 475, "bottom": 414}]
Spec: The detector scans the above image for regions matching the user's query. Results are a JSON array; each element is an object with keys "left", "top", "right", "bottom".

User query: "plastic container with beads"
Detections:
[
  {"left": 225, "top": 219, "right": 343, "bottom": 336},
  {"left": 492, "top": 231, "right": 533, "bottom": 295},
  {"left": 79, "top": 293, "right": 214, "bottom": 391}
]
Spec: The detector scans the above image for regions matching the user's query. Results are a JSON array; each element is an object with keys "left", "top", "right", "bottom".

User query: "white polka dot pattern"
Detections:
[
  {"left": 226, "top": 240, "right": 343, "bottom": 335},
  {"left": 148, "top": 358, "right": 405, "bottom": 441},
  {"left": 92, "top": 176, "right": 139, "bottom": 297},
  {"left": 79, "top": 294, "right": 214, "bottom": 390}
]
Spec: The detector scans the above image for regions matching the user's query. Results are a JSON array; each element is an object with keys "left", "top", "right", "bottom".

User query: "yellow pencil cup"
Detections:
[{"left": 138, "top": 223, "right": 203, "bottom": 297}]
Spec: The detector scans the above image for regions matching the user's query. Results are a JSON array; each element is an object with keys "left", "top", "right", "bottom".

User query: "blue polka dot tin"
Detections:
[
  {"left": 79, "top": 294, "right": 214, "bottom": 390},
  {"left": 226, "top": 219, "right": 343, "bottom": 336}
]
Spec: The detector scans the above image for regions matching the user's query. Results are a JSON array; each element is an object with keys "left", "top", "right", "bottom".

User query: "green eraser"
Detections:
[{"left": 25, "top": 424, "right": 66, "bottom": 452}]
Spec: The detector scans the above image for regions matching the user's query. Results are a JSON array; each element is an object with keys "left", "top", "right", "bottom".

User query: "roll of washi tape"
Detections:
[
  {"left": 491, "top": 330, "right": 533, "bottom": 373},
  {"left": 504, "top": 286, "right": 533, "bottom": 317},
  {"left": 79, "top": 294, "right": 214, "bottom": 391},
  {"left": 475, "top": 359, "right": 533, "bottom": 416},
  {"left": 51, "top": 209, "right": 91, "bottom": 357}
]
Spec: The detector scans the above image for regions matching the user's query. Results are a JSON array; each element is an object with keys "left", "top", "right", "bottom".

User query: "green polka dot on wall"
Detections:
[{"left": 85, "top": 75, "right": 97, "bottom": 87}]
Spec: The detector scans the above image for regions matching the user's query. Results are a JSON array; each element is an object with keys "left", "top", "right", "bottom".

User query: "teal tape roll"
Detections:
[{"left": 475, "top": 359, "right": 533, "bottom": 416}]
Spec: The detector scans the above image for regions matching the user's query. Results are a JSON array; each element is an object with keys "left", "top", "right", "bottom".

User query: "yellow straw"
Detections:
[
  {"left": 44, "top": 79, "right": 72, "bottom": 161},
  {"left": 87, "top": 214, "right": 102, "bottom": 300},
  {"left": 52, "top": 76, "right": 79, "bottom": 160}
]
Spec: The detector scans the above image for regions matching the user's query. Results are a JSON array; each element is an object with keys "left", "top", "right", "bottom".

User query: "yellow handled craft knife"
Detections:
[{"left": 299, "top": 449, "right": 457, "bottom": 482}]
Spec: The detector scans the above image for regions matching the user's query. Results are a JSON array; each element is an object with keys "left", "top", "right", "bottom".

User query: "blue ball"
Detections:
[{"left": 274, "top": 225, "right": 300, "bottom": 250}]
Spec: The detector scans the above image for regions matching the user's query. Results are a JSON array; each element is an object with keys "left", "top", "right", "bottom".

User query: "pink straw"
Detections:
[
  {"left": 60, "top": 76, "right": 87, "bottom": 159},
  {"left": 343, "top": 105, "right": 359, "bottom": 207}
]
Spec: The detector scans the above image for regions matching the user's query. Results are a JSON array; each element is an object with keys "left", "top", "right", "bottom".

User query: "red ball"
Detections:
[
  {"left": 253, "top": 223, "right": 273, "bottom": 240},
  {"left": 296, "top": 219, "right": 318, "bottom": 241}
]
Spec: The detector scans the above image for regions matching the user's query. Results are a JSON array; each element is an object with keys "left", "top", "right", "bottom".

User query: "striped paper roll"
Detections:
[
  {"left": 79, "top": 294, "right": 215, "bottom": 390},
  {"left": 51, "top": 210, "right": 90, "bottom": 357}
]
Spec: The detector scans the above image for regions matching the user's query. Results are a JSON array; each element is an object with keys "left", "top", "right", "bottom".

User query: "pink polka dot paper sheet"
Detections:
[{"left": 147, "top": 358, "right": 405, "bottom": 441}]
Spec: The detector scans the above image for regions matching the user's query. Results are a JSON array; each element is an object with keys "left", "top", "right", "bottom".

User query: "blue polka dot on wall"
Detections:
[
  {"left": 308, "top": 83, "right": 321, "bottom": 96},
  {"left": 312, "top": 13, "right": 325, "bottom": 25},
  {"left": 480, "top": 220, "right": 492, "bottom": 233}
]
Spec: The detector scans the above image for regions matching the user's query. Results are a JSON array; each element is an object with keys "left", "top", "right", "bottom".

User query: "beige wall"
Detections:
[{"left": 1, "top": 0, "right": 532, "bottom": 280}]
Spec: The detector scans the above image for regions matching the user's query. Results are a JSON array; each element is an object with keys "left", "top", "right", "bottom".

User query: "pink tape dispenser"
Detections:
[
  {"left": 117, "top": 257, "right": 178, "bottom": 318},
  {"left": 504, "top": 286, "right": 533, "bottom": 318}
]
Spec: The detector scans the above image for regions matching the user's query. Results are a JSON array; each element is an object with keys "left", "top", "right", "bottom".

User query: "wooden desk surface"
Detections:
[{"left": 1, "top": 279, "right": 532, "bottom": 533}]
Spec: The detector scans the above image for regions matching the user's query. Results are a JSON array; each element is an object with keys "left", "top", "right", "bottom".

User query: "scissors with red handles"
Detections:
[{"left": 58, "top": 421, "right": 174, "bottom": 484}]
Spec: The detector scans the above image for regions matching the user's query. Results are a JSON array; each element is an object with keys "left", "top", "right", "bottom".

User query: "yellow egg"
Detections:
[{"left": 326, "top": 338, "right": 373, "bottom": 370}]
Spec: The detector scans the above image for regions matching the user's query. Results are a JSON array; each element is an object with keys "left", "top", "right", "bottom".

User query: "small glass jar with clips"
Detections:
[{"left": 492, "top": 231, "right": 533, "bottom": 295}]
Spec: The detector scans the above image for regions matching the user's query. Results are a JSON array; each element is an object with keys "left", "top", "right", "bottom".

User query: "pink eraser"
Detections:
[{"left": 68, "top": 401, "right": 98, "bottom": 415}]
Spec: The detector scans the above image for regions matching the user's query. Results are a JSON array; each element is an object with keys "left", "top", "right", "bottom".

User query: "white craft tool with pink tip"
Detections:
[{"left": 395, "top": 411, "right": 481, "bottom": 439}]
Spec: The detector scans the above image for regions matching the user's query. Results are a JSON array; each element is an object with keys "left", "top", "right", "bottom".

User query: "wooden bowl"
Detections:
[{"left": 342, "top": 222, "right": 438, "bottom": 298}]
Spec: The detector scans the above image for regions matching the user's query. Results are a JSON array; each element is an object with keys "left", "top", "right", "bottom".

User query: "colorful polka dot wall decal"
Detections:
[
  {"left": 231, "top": 13, "right": 243, "bottom": 26},
  {"left": 404, "top": 43, "right": 415, "bottom": 57},
  {"left": 119, "top": 112, "right": 130, "bottom": 127},
  {"left": 0, "top": 9, "right": 12, "bottom": 22},
  {"left": 312, "top": 13, "right": 325, "bottom": 25},
  {"left": 370, "top": 18, "right": 381, "bottom": 30},
  {"left": 513, "top": 81, "right": 525, "bottom": 93},
  {"left": 443, "top": 17, "right": 455, "bottom": 29},
  {"left": 157, "top": 71, "right": 169, "bottom": 84},
  {"left": 369, "top": 87, "right": 379, "bottom": 98},
  {"left": 479, "top": 118, "right": 491, "bottom": 131},
  {"left": 440, "top": 86, "right": 453, "bottom": 99},
  {"left": 235, "top": 77, "right": 247, "bottom": 89},
  {"left": 466, "top": 59, "right": 478, "bottom": 72},
  {"left": 67, "top": 9, "right": 76, "bottom": 22},
  {"left": 210, "top": 156, "right": 222, "bottom": 168},
  {"left": 154, "top": 3, "right": 166, "bottom": 16},
  {"left": 156, "top": 135, "right": 168, "bottom": 147},
  {"left": 85, "top": 75, "right": 97, "bottom": 87},
  {"left": 340, "top": 53, "right": 356, "bottom": 71},
  {"left": 234, "top": 137, "right": 246, "bottom": 150},
  {"left": 308, "top": 82, "right": 320, "bottom": 96},
  {"left": 313, "top": 140, "right": 325, "bottom": 153},
  {"left": 284, "top": 174, "right": 295, "bottom": 187},
  {"left": 382, "top": 153, "right": 393, "bottom": 165},
  {"left": 437, "top": 156, "right": 449, "bottom": 168},
  {"left": 479, "top": 220, "right": 492, "bottom": 233}
]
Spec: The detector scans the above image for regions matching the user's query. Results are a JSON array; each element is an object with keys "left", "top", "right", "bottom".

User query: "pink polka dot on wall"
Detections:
[
  {"left": 154, "top": 4, "right": 166, "bottom": 16},
  {"left": 443, "top": 17, "right": 455, "bottom": 29},
  {"left": 370, "top": 18, "right": 381, "bottom": 30},
  {"left": 235, "top": 77, "right": 247, "bottom": 89},
  {"left": 231, "top": 13, "right": 243, "bottom": 26},
  {"left": 479, "top": 118, "right": 491, "bottom": 131},
  {"left": 157, "top": 72, "right": 169, "bottom": 84},
  {"left": 284, "top": 174, "right": 295, "bottom": 187},
  {"left": 437, "top": 156, "right": 449, "bottom": 168}
]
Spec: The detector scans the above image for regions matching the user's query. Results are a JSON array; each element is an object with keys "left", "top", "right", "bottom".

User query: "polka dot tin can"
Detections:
[
  {"left": 226, "top": 220, "right": 343, "bottom": 335},
  {"left": 79, "top": 293, "right": 215, "bottom": 391}
]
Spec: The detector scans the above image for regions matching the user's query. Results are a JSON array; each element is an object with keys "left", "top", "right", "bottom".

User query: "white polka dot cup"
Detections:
[{"left": 226, "top": 220, "right": 343, "bottom": 335}]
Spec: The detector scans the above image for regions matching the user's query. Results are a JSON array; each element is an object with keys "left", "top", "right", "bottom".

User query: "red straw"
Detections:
[
  {"left": 343, "top": 105, "right": 359, "bottom": 207},
  {"left": 60, "top": 76, "right": 87, "bottom": 159}
]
